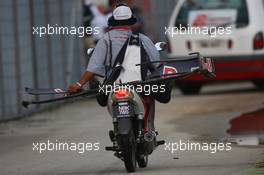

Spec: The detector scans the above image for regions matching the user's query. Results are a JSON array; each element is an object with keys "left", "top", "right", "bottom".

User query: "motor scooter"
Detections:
[{"left": 22, "top": 42, "right": 215, "bottom": 173}]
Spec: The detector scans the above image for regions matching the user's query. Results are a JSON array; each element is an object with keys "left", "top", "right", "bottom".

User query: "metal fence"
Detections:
[{"left": 0, "top": 0, "right": 84, "bottom": 120}]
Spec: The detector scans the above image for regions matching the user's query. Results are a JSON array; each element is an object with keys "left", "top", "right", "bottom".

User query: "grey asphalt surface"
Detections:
[{"left": 0, "top": 82, "right": 263, "bottom": 175}]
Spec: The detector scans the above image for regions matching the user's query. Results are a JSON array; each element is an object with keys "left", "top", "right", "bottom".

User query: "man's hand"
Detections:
[
  {"left": 68, "top": 71, "right": 95, "bottom": 93},
  {"left": 68, "top": 83, "right": 82, "bottom": 93}
]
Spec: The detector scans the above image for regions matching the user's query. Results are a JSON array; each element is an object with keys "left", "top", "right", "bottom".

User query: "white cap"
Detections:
[{"left": 113, "top": 5, "right": 132, "bottom": 20}]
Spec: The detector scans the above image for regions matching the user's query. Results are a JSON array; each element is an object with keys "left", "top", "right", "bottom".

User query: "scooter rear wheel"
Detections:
[{"left": 120, "top": 132, "right": 137, "bottom": 172}]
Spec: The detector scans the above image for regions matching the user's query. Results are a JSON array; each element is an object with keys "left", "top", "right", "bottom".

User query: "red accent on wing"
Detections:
[{"left": 162, "top": 66, "right": 178, "bottom": 78}]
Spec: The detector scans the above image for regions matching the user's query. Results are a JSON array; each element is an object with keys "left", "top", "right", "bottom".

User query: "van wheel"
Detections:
[
  {"left": 252, "top": 80, "right": 264, "bottom": 90},
  {"left": 178, "top": 82, "right": 202, "bottom": 95}
]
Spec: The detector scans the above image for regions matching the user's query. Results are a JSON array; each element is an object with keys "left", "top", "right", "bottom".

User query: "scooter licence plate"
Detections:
[{"left": 113, "top": 102, "right": 133, "bottom": 118}]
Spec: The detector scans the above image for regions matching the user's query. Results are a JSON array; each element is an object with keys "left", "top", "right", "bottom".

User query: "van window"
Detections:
[{"left": 175, "top": 0, "right": 249, "bottom": 28}]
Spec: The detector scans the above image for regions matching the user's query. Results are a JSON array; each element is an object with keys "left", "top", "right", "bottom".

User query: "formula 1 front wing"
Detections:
[{"left": 146, "top": 52, "right": 215, "bottom": 80}]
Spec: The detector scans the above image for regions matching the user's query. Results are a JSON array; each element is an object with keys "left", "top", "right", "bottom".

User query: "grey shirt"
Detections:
[{"left": 86, "top": 29, "right": 160, "bottom": 77}]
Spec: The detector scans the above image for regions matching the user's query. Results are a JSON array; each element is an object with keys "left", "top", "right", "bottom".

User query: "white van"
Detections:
[{"left": 167, "top": 0, "right": 264, "bottom": 94}]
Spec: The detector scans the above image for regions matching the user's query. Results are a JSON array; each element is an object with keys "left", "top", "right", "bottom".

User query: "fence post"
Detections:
[
  {"left": 12, "top": 0, "right": 22, "bottom": 114},
  {"left": 59, "top": 0, "right": 67, "bottom": 88},
  {"left": 66, "top": 0, "right": 78, "bottom": 85},
  {"left": 29, "top": 0, "right": 39, "bottom": 107},
  {"left": 0, "top": 25, "right": 5, "bottom": 118},
  {"left": 44, "top": 0, "right": 54, "bottom": 89}
]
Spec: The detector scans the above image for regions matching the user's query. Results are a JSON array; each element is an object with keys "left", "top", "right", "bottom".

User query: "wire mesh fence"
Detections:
[{"left": 0, "top": 0, "right": 85, "bottom": 120}]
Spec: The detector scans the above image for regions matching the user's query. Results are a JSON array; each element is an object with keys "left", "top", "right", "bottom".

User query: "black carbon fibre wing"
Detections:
[{"left": 145, "top": 52, "right": 215, "bottom": 80}]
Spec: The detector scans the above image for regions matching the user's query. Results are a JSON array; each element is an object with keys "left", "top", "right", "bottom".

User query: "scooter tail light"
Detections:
[
  {"left": 253, "top": 32, "right": 264, "bottom": 50},
  {"left": 112, "top": 88, "right": 133, "bottom": 100}
]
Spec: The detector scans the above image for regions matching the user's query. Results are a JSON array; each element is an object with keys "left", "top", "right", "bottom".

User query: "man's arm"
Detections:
[
  {"left": 78, "top": 71, "right": 94, "bottom": 85},
  {"left": 68, "top": 36, "right": 108, "bottom": 93},
  {"left": 68, "top": 71, "right": 94, "bottom": 93}
]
